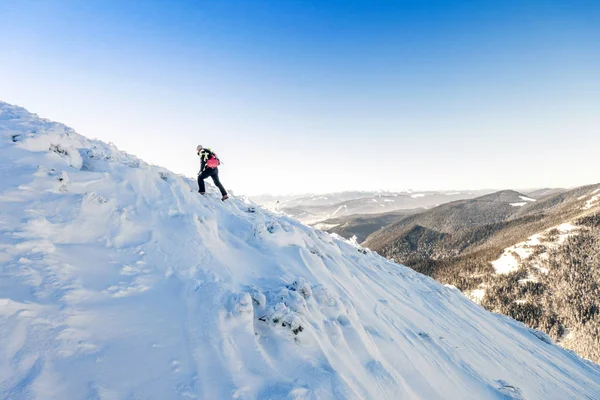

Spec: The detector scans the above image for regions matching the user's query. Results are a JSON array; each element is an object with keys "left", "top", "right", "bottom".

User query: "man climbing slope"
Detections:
[{"left": 197, "top": 145, "right": 229, "bottom": 201}]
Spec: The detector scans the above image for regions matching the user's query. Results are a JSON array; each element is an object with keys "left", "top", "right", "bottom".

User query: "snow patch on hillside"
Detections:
[
  {"left": 491, "top": 223, "right": 578, "bottom": 275},
  {"left": 584, "top": 193, "right": 600, "bottom": 210},
  {"left": 519, "top": 196, "right": 536, "bottom": 202},
  {"left": 577, "top": 188, "right": 600, "bottom": 210},
  {"left": 331, "top": 204, "right": 347, "bottom": 217},
  {"left": 465, "top": 288, "right": 486, "bottom": 303}
]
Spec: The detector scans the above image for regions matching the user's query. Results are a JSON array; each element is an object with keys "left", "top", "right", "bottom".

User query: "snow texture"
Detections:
[{"left": 1, "top": 101, "right": 600, "bottom": 399}]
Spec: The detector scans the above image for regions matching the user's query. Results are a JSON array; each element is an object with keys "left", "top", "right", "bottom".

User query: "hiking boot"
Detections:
[
  {"left": 199, "top": 192, "right": 205, "bottom": 195},
  {"left": 221, "top": 194, "right": 229, "bottom": 201}
]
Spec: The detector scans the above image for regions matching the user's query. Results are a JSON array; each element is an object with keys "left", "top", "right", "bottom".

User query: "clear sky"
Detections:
[{"left": 1, "top": 0, "right": 599, "bottom": 195}]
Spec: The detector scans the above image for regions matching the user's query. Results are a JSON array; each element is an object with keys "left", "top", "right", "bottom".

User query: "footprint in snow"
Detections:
[{"left": 496, "top": 380, "right": 524, "bottom": 399}]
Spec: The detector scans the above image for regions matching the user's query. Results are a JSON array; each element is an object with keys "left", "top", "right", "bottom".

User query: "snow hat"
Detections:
[{"left": 196, "top": 145, "right": 203, "bottom": 152}]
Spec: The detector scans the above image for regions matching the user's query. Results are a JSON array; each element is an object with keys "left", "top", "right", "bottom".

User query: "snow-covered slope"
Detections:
[{"left": 1, "top": 102, "right": 600, "bottom": 400}]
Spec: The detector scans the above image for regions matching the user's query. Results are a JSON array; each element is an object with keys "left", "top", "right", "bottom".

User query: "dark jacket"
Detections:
[{"left": 198, "top": 148, "right": 219, "bottom": 173}]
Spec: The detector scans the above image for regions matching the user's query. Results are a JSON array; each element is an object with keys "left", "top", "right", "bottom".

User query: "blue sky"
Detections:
[{"left": 1, "top": 0, "right": 599, "bottom": 195}]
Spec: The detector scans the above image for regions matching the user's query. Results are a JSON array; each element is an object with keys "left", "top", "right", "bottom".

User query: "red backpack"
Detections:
[{"left": 206, "top": 154, "right": 220, "bottom": 168}]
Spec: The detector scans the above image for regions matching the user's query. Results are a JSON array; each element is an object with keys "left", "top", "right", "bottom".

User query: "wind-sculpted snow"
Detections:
[{"left": 1, "top": 101, "right": 600, "bottom": 399}]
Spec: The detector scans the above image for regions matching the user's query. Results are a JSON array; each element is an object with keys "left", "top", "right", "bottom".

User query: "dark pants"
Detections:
[{"left": 198, "top": 168, "right": 227, "bottom": 196}]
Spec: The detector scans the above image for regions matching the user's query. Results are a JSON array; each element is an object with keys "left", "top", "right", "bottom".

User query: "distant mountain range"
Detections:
[
  {"left": 250, "top": 190, "right": 495, "bottom": 224},
  {"left": 306, "top": 188, "right": 562, "bottom": 242}
]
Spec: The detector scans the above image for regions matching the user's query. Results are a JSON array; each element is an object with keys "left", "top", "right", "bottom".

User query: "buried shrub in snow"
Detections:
[
  {"left": 256, "top": 280, "right": 311, "bottom": 336},
  {"left": 287, "top": 277, "right": 313, "bottom": 299},
  {"left": 259, "top": 303, "right": 305, "bottom": 335},
  {"left": 252, "top": 278, "right": 353, "bottom": 337}
]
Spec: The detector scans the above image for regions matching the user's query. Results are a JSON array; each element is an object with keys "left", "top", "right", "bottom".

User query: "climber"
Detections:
[{"left": 196, "top": 145, "right": 228, "bottom": 201}]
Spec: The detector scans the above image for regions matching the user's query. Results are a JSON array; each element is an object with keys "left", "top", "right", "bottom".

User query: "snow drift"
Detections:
[{"left": 1, "top": 101, "right": 599, "bottom": 399}]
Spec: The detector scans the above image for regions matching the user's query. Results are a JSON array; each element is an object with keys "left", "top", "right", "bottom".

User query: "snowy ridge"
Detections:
[{"left": 1, "top": 102, "right": 600, "bottom": 399}]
